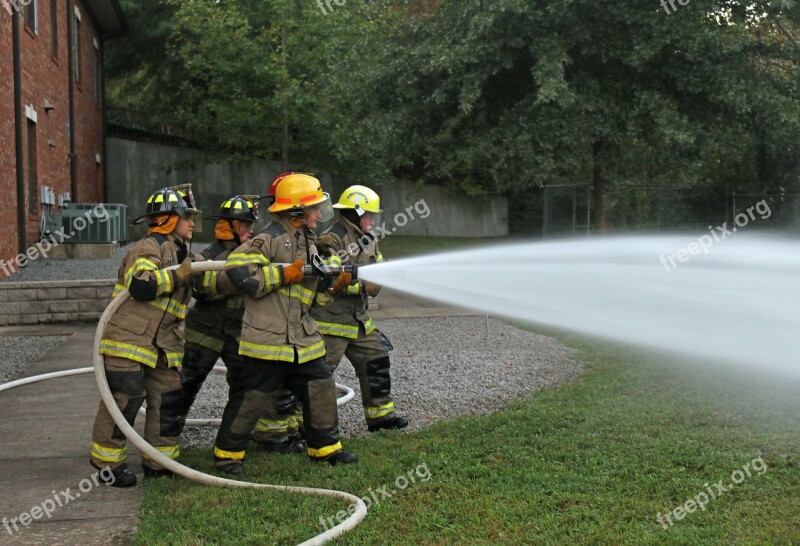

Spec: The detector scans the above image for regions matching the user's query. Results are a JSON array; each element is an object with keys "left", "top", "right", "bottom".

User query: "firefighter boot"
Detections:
[
  {"left": 254, "top": 438, "right": 306, "bottom": 454},
  {"left": 367, "top": 414, "right": 409, "bottom": 432},
  {"left": 90, "top": 461, "right": 138, "bottom": 488},
  {"left": 310, "top": 450, "right": 359, "bottom": 466}
]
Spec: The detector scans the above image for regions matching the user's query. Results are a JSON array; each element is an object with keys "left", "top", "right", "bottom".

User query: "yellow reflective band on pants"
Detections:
[
  {"left": 308, "top": 441, "right": 342, "bottom": 459},
  {"left": 255, "top": 418, "right": 288, "bottom": 433},
  {"left": 239, "top": 339, "right": 326, "bottom": 364},
  {"left": 185, "top": 327, "right": 225, "bottom": 353},
  {"left": 142, "top": 444, "right": 180, "bottom": 460},
  {"left": 214, "top": 446, "right": 246, "bottom": 460},
  {"left": 91, "top": 442, "right": 127, "bottom": 463},
  {"left": 365, "top": 401, "right": 395, "bottom": 420},
  {"left": 316, "top": 320, "right": 359, "bottom": 339}
]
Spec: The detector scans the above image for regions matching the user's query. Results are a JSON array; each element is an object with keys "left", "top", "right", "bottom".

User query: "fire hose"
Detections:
[{"left": 0, "top": 260, "right": 367, "bottom": 545}]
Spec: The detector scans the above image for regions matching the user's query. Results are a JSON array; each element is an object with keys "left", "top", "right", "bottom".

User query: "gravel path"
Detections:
[
  {"left": 0, "top": 336, "right": 71, "bottom": 383},
  {"left": 182, "top": 316, "right": 581, "bottom": 447}
]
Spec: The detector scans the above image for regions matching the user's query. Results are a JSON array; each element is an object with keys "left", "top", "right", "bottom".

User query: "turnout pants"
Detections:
[
  {"left": 181, "top": 334, "right": 246, "bottom": 418},
  {"left": 213, "top": 356, "right": 341, "bottom": 467},
  {"left": 253, "top": 387, "right": 302, "bottom": 446},
  {"left": 91, "top": 355, "right": 183, "bottom": 471},
  {"left": 324, "top": 326, "right": 396, "bottom": 426}
]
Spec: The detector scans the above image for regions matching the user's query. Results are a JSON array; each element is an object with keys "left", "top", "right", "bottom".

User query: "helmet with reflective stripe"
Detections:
[
  {"left": 333, "top": 185, "right": 382, "bottom": 216},
  {"left": 205, "top": 195, "right": 260, "bottom": 222},
  {"left": 131, "top": 184, "right": 200, "bottom": 225},
  {"left": 268, "top": 173, "right": 330, "bottom": 214}
]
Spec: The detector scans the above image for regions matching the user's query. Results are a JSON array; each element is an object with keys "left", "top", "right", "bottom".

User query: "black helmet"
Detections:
[
  {"left": 205, "top": 195, "right": 260, "bottom": 223},
  {"left": 131, "top": 185, "right": 200, "bottom": 225}
]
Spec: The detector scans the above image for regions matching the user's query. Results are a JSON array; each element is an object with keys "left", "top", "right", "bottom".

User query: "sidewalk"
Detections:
[
  {"left": 0, "top": 288, "right": 477, "bottom": 545},
  {"left": 0, "top": 324, "right": 144, "bottom": 545}
]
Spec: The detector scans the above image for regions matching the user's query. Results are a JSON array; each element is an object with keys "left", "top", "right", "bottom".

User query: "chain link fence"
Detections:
[{"left": 540, "top": 185, "right": 800, "bottom": 238}]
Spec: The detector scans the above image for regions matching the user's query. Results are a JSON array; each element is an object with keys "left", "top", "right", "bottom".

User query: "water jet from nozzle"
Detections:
[{"left": 357, "top": 234, "right": 800, "bottom": 377}]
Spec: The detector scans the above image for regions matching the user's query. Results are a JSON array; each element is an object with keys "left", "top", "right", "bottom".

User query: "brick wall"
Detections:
[
  {"left": 0, "top": 279, "right": 115, "bottom": 325},
  {"left": 0, "top": 10, "right": 19, "bottom": 262},
  {"left": 1, "top": 0, "right": 107, "bottom": 271}
]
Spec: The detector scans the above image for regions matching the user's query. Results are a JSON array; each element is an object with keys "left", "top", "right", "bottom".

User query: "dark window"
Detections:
[
  {"left": 24, "top": 0, "right": 38, "bottom": 34},
  {"left": 50, "top": 0, "right": 57, "bottom": 58},
  {"left": 27, "top": 119, "right": 38, "bottom": 215},
  {"left": 73, "top": 14, "right": 80, "bottom": 83}
]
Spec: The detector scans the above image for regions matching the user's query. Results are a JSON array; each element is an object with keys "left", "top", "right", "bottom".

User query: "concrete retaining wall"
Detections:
[
  {"left": 107, "top": 137, "right": 508, "bottom": 239},
  {"left": 0, "top": 279, "right": 115, "bottom": 326}
]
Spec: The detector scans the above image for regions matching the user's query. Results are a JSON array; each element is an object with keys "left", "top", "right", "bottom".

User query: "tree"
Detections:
[{"left": 327, "top": 0, "right": 800, "bottom": 230}]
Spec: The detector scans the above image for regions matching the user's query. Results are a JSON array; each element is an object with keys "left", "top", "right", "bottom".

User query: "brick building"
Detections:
[{"left": 0, "top": 0, "right": 125, "bottom": 268}]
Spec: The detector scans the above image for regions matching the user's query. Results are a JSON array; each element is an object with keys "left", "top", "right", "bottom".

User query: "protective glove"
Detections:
[
  {"left": 327, "top": 270, "right": 352, "bottom": 296},
  {"left": 174, "top": 257, "right": 197, "bottom": 286},
  {"left": 282, "top": 259, "right": 305, "bottom": 285}
]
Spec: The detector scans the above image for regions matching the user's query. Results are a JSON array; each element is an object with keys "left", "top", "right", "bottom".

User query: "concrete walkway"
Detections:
[{"left": 0, "top": 289, "right": 480, "bottom": 545}]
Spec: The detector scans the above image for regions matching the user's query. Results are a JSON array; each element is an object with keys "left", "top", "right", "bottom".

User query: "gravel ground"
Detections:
[
  {"left": 0, "top": 336, "right": 71, "bottom": 383},
  {"left": 182, "top": 316, "right": 581, "bottom": 447}
]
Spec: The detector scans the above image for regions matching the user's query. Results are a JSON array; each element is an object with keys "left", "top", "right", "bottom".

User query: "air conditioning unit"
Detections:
[{"left": 54, "top": 203, "right": 129, "bottom": 244}]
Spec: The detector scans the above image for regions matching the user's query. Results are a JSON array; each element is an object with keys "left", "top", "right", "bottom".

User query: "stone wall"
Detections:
[{"left": 0, "top": 279, "right": 114, "bottom": 326}]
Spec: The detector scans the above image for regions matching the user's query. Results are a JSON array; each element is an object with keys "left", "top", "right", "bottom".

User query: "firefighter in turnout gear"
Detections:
[
  {"left": 311, "top": 185, "right": 409, "bottom": 432},
  {"left": 249, "top": 173, "right": 307, "bottom": 454},
  {"left": 90, "top": 186, "right": 201, "bottom": 487},
  {"left": 213, "top": 173, "right": 357, "bottom": 474},
  {"left": 179, "top": 196, "right": 259, "bottom": 425}
]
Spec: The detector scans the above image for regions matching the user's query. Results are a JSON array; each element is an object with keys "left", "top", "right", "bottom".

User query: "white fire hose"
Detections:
[{"left": 0, "top": 260, "right": 367, "bottom": 545}]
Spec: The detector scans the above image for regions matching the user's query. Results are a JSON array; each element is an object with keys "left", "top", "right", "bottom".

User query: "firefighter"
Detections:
[
  {"left": 90, "top": 185, "right": 201, "bottom": 487},
  {"left": 213, "top": 173, "right": 357, "bottom": 474},
  {"left": 250, "top": 173, "right": 307, "bottom": 454},
  {"left": 312, "top": 185, "right": 409, "bottom": 432},
  {"left": 179, "top": 195, "right": 259, "bottom": 425}
]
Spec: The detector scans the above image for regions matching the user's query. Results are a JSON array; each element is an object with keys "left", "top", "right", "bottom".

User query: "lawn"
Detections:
[
  {"left": 133, "top": 332, "right": 800, "bottom": 545},
  {"left": 134, "top": 237, "right": 799, "bottom": 545}
]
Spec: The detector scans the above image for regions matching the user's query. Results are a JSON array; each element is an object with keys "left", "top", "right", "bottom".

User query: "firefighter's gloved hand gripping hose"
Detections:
[{"left": 0, "top": 260, "right": 366, "bottom": 546}]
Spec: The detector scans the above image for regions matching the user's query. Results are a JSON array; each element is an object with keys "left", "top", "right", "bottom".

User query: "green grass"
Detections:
[{"left": 134, "top": 334, "right": 800, "bottom": 545}]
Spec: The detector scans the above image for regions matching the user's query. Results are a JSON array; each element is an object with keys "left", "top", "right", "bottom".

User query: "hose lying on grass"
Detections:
[{"left": 0, "top": 260, "right": 367, "bottom": 546}]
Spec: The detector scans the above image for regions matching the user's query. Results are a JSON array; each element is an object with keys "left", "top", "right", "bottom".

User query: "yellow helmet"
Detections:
[
  {"left": 268, "top": 173, "right": 333, "bottom": 222},
  {"left": 333, "top": 185, "right": 382, "bottom": 215}
]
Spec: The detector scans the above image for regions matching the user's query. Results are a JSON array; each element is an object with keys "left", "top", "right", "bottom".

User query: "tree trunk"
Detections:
[{"left": 592, "top": 140, "right": 609, "bottom": 232}]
